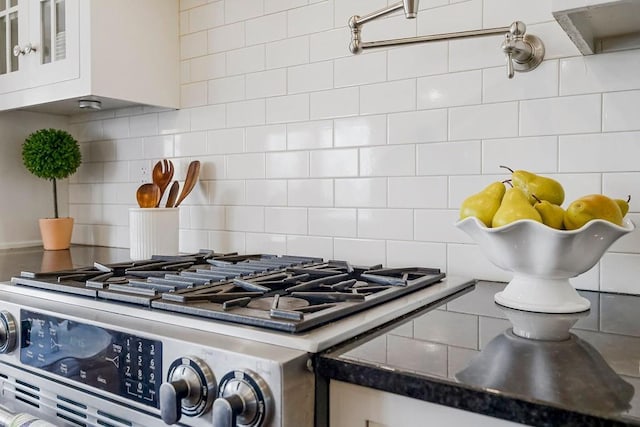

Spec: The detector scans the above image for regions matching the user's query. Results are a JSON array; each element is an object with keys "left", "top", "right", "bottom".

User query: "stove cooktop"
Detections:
[{"left": 10, "top": 251, "right": 451, "bottom": 333}]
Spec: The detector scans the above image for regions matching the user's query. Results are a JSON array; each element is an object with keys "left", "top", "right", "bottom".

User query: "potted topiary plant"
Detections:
[{"left": 22, "top": 128, "right": 82, "bottom": 250}]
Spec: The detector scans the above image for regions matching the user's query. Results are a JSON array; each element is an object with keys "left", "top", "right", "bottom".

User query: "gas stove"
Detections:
[{"left": 0, "top": 250, "right": 475, "bottom": 427}]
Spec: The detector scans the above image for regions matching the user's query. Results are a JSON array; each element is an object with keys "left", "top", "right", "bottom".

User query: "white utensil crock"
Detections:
[{"left": 129, "top": 208, "right": 179, "bottom": 260}]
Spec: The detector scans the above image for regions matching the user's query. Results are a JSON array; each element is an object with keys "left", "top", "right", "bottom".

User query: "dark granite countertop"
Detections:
[{"left": 316, "top": 281, "right": 640, "bottom": 427}]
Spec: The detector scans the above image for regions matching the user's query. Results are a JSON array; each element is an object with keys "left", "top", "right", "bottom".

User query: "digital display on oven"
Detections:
[{"left": 19, "top": 310, "right": 162, "bottom": 409}]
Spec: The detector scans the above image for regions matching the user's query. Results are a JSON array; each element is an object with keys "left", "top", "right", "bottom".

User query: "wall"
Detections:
[
  {"left": 67, "top": 0, "right": 640, "bottom": 294},
  {"left": 0, "top": 111, "right": 69, "bottom": 249}
]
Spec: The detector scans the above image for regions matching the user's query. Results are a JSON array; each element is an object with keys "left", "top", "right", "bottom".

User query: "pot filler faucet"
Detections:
[{"left": 349, "top": 0, "right": 545, "bottom": 79}]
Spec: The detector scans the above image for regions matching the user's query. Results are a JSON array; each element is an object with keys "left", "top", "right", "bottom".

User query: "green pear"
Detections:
[
  {"left": 492, "top": 187, "right": 543, "bottom": 228},
  {"left": 532, "top": 195, "right": 565, "bottom": 229},
  {"left": 614, "top": 195, "right": 631, "bottom": 217},
  {"left": 459, "top": 181, "right": 506, "bottom": 227},
  {"left": 564, "top": 194, "right": 624, "bottom": 230},
  {"left": 501, "top": 166, "right": 565, "bottom": 206}
]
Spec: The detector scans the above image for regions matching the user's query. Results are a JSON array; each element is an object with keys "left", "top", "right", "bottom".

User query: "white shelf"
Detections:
[{"left": 552, "top": 0, "right": 640, "bottom": 54}]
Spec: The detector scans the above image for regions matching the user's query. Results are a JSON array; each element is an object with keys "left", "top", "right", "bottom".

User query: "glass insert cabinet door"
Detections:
[{"left": 0, "top": 0, "right": 22, "bottom": 76}]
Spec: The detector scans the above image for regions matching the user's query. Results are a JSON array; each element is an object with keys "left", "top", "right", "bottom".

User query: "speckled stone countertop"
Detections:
[{"left": 316, "top": 281, "right": 640, "bottom": 427}]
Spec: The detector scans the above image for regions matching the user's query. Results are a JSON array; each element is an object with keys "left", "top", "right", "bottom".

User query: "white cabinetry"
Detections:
[
  {"left": 0, "top": 0, "right": 178, "bottom": 114},
  {"left": 330, "top": 380, "right": 525, "bottom": 427}
]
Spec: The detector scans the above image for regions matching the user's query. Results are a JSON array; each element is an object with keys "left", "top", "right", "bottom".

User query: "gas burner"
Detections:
[{"left": 11, "top": 251, "right": 447, "bottom": 333}]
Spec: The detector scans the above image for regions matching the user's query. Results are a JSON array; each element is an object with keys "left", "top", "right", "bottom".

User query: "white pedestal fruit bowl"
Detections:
[{"left": 456, "top": 216, "right": 635, "bottom": 313}]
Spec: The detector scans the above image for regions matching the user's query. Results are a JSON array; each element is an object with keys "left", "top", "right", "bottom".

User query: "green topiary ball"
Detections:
[{"left": 22, "top": 128, "right": 82, "bottom": 180}]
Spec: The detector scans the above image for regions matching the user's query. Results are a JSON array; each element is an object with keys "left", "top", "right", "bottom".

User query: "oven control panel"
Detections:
[{"left": 19, "top": 309, "right": 163, "bottom": 409}]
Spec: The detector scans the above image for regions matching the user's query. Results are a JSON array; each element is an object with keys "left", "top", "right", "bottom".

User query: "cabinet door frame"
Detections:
[{"left": 0, "top": 0, "right": 31, "bottom": 94}]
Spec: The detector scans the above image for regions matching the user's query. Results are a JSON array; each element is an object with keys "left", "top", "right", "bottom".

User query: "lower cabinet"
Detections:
[{"left": 329, "top": 380, "right": 524, "bottom": 427}]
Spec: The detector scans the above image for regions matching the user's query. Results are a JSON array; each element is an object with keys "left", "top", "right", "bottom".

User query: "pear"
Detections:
[
  {"left": 492, "top": 187, "right": 543, "bottom": 228},
  {"left": 564, "top": 194, "right": 624, "bottom": 230},
  {"left": 501, "top": 166, "right": 565, "bottom": 206},
  {"left": 532, "top": 194, "right": 565, "bottom": 230},
  {"left": 614, "top": 195, "right": 631, "bottom": 217},
  {"left": 459, "top": 181, "right": 506, "bottom": 227}
]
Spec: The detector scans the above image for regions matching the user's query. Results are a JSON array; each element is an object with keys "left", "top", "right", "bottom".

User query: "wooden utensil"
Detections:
[
  {"left": 174, "top": 160, "right": 201, "bottom": 207},
  {"left": 152, "top": 159, "right": 174, "bottom": 207},
  {"left": 136, "top": 183, "right": 161, "bottom": 208},
  {"left": 165, "top": 180, "right": 179, "bottom": 208}
]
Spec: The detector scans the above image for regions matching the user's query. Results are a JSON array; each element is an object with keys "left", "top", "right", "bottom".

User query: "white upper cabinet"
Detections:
[{"left": 0, "top": 0, "right": 179, "bottom": 114}]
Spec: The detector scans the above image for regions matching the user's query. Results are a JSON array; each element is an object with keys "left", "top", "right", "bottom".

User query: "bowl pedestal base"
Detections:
[{"left": 494, "top": 275, "right": 590, "bottom": 314}]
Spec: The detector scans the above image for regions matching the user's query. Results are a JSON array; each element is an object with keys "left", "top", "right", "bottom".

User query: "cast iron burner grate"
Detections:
[{"left": 11, "top": 250, "right": 446, "bottom": 333}]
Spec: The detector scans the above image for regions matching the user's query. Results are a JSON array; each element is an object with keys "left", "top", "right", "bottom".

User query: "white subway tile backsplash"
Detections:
[
  {"left": 246, "top": 180, "right": 287, "bottom": 206},
  {"left": 246, "top": 12, "right": 287, "bottom": 46},
  {"left": 387, "top": 240, "right": 446, "bottom": 270},
  {"left": 334, "top": 52, "right": 388, "bottom": 88},
  {"left": 559, "top": 132, "right": 640, "bottom": 172},
  {"left": 208, "top": 76, "right": 246, "bottom": 104},
  {"left": 521, "top": 94, "right": 601, "bottom": 136},
  {"left": 246, "top": 69, "right": 287, "bottom": 100},
  {"left": 388, "top": 109, "right": 447, "bottom": 145},
  {"left": 246, "top": 125, "right": 287, "bottom": 152},
  {"left": 226, "top": 153, "right": 265, "bottom": 179},
  {"left": 288, "top": 1, "right": 333, "bottom": 37},
  {"left": 482, "top": 136, "right": 558, "bottom": 174},
  {"left": 335, "top": 178, "right": 387, "bottom": 208},
  {"left": 288, "top": 179, "right": 333, "bottom": 207},
  {"left": 266, "top": 37, "right": 310, "bottom": 69},
  {"left": 360, "top": 145, "right": 416, "bottom": 176},
  {"left": 560, "top": 50, "right": 640, "bottom": 95},
  {"left": 226, "top": 45, "right": 265, "bottom": 76},
  {"left": 310, "top": 148, "right": 358, "bottom": 177},
  {"left": 226, "top": 99, "right": 266, "bottom": 127},
  {"left": 388, "top": 43, "right": 448, "bottom": 82},
  {"left": 333, "top": 238, "right": 386, "bottom": 266},
  {"left": 226, "top": 206, "right": 265, "bottom": 232},
  {"left": 266, "top": 151, "right": 309, "bottom": 178},
  {"left": 286, "top": 235, "right": 334, "bottom": 260},
  {"left": 175, "top": 132, "right": 207, "bottom": 157},
  {"left": 335, "top": 115, "right": 386, "bottom": 147},
  {"left": 418, "top": 70, "right": 482, "bottom": 109},
  {"left": 603, "top": 90, "right": 640, "bottom": 132},
  {"left": 266, "top": 94, "right": 310, "bottom": 123},
  {"left": 310, "top": 87, "right": 359, "bottom": 119},
  {"left": 358, "top": 209, "right": 413, "bottom": 240},
  {"left": 225, "top": 0, "right": 264, "bottom": 24},
  {"left": 417, "top": 0, "right": 482, "bottom": 34},
  {"left": 388, "top": 176, "right": 448, "bottom": 208},
  {"left": 308, "top": 208, "right": 357, "bottom": 237},
  {"left": 449, "top": 102, "right": 518, "bottom": 140},
  {"left": 68, "top": 0, "right": 640, "bottom": 295},
  {"left": 288, "top": 61, "right": 334, "bottom": 94},
  {"left": 483, "top": 60, "right": 558, "bottom": 103},
  {"left": 417, "top": 140, "right": 481, "bottom": 176},
  {"left": 206, "top": 128, "right": 245, "bottom": 154},
  {"left": 287, "top": 121, "right": 333, "bottom": 150},
  {"left": 360, "top": 80, "right": 416, "bottom": 115},
  {"left": 265, "top": 207, "right": 308, "bottom": 234}
]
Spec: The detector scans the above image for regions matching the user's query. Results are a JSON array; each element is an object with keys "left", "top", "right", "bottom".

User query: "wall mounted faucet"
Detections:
[{"left": 349, "top": 1, "right": 545, "bottom": 79}]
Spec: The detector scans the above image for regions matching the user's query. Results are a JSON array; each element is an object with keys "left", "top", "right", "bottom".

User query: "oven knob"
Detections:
[
  {"left": 0, "top": 310, "right": 17, "bottom": 354},
  {"left": 160, "top": 356, "right": 216, "bottom": 425},
  {"left": 212, "top": 370, "right": 272, "bottom": 427}
]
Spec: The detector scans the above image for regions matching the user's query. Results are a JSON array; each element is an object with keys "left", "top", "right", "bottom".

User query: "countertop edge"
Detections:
[{"left": 315, "top": 353, "right": 637, "bottom": 427}]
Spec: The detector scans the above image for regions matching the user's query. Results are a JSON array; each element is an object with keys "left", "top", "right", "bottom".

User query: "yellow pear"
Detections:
[
  {"left": 564, "top": 194, "right": 624, "bottom": 230},
  {"left": 614, "top": 196, "right": 631, "bottom": 217},
  {"left": 532, "top": 195, "right": 565, "bottom": 230},
  {"left": 459, "top": 181, "right": 506, "bottom": 227},
  {"left": 501, "top": 166, "right": 565, "bottom": 206},
  {"left": 492, "top": 187, "right": 543, "bottom": 228}
]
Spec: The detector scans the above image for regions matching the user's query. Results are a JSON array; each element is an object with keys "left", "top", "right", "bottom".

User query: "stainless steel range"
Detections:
[{"left": 0, "top": 250, "right": 475, "bottom": 427}]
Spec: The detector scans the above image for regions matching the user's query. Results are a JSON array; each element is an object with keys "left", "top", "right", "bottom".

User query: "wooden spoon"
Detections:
[
  {"left": 174, "top": 160, "right": 201, "bottom": 207},
  {"left": 165, "top": 180, "right": 180, "bottom": 208},
  {"left": 152, "top": 159, "right": 174, "bottom": 207},
  {"left": 136, "top": 183, "right": 161, "bottom": 208}
]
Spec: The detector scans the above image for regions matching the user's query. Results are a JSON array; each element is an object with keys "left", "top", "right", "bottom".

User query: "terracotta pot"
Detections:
[{"left": 39, "top": 217, "right": 74, "bottom": 251}]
